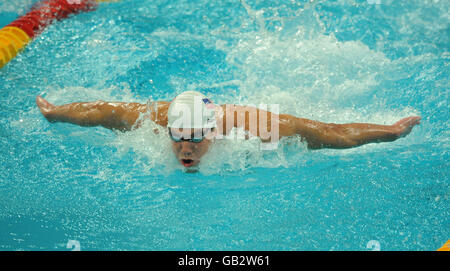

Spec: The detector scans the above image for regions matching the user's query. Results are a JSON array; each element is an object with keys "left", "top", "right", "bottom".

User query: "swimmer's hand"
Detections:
[
  {"left": 391, "top": 116, "right": 421, "bottom": 138},
  {"left": 36, "top": 95, "right": 57, "bottom": 122}
]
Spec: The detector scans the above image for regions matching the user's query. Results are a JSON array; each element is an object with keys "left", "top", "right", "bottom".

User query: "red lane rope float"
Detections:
[
  {"left": 0, "top": 0, "right": 113, "bottom": 69},
  {"left": 9, "top": 0, "right": 98, "bottom": 39}
]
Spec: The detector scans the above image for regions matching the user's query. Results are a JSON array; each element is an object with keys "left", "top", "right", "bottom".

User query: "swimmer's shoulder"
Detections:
[
  {"left": 145, "top": 100, "right": 170, "bottom": 111},
  {"left": 217, "top": 104, "right": 237, "bottom": 116},
  {"left": 139, "top": 100, "right": 170, "bottom": 127}
]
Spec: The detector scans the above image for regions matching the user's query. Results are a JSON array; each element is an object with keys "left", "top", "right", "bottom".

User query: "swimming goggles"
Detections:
[{"left": 169, "top": 128, "right": 214, "bottom": 143}]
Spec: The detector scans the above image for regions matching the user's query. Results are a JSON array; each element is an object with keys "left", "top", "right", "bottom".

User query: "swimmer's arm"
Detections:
[
  {"left": 220, "top": 104, "right": 421, "bottom": 149},
  {"left": 291, "top": 116, "right": 422, "bottom": 149},
  {"left": 36, "top": 96, "right": 169, "bottom": 131},
  {"left": 220, "top": 104, "right": 303, "bottom": 141}
]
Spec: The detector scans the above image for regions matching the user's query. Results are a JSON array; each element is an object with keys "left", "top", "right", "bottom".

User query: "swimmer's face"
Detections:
[{"left": 169, "top": 128, "right": 215, "bottom": 168}]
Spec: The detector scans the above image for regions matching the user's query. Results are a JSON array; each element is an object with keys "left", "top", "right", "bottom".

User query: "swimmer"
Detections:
[{"left": 36, "top": 91, "right": 421, "bottom": 168}]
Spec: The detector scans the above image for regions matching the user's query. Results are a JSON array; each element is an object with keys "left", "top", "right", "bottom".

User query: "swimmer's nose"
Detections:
[{"left": 180, "top": 142, "right": 193, "bottom": 157}]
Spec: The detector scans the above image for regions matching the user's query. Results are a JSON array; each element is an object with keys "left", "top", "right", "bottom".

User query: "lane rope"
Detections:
[
  {"left": 0, "top": 0, "right": 115, "bottom": 69},
  {"left": 437, "top": 239, "right": 450, "bottom": 251}
]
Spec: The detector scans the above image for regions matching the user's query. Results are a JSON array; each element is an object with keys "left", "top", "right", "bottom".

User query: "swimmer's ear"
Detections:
[{"left": 204, "top": 127, "right": 217, "bottom": 140}]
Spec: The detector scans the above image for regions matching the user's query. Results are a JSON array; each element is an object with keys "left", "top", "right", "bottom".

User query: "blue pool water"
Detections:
[{"left": 0, "top": 0, "right": 448, "bottom": 251}]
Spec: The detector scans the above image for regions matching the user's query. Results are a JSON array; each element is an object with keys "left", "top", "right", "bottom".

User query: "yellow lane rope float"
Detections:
[
  {"left": 0, "top": 0, "right": 116, "bottom": 69},
  {"left": 437, "top": 239, "right": 450, "bottom": 251}
]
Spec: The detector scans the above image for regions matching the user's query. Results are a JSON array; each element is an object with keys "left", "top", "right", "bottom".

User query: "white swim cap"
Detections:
[{"left": 167, "top": 91, "right": 217, "bottom": 129}]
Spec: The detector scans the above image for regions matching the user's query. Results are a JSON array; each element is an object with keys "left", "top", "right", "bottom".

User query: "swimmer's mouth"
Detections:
[{"left": 181, "top": 159, "right": 195, "bottom": 167}]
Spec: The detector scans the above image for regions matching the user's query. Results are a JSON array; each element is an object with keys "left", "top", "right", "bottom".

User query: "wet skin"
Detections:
[
  {"left": 36, "top": 95, "right": 421, "bottom": 168},
  {"left": 169, "top": 128, "right": 215, "bottom": 168}
]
